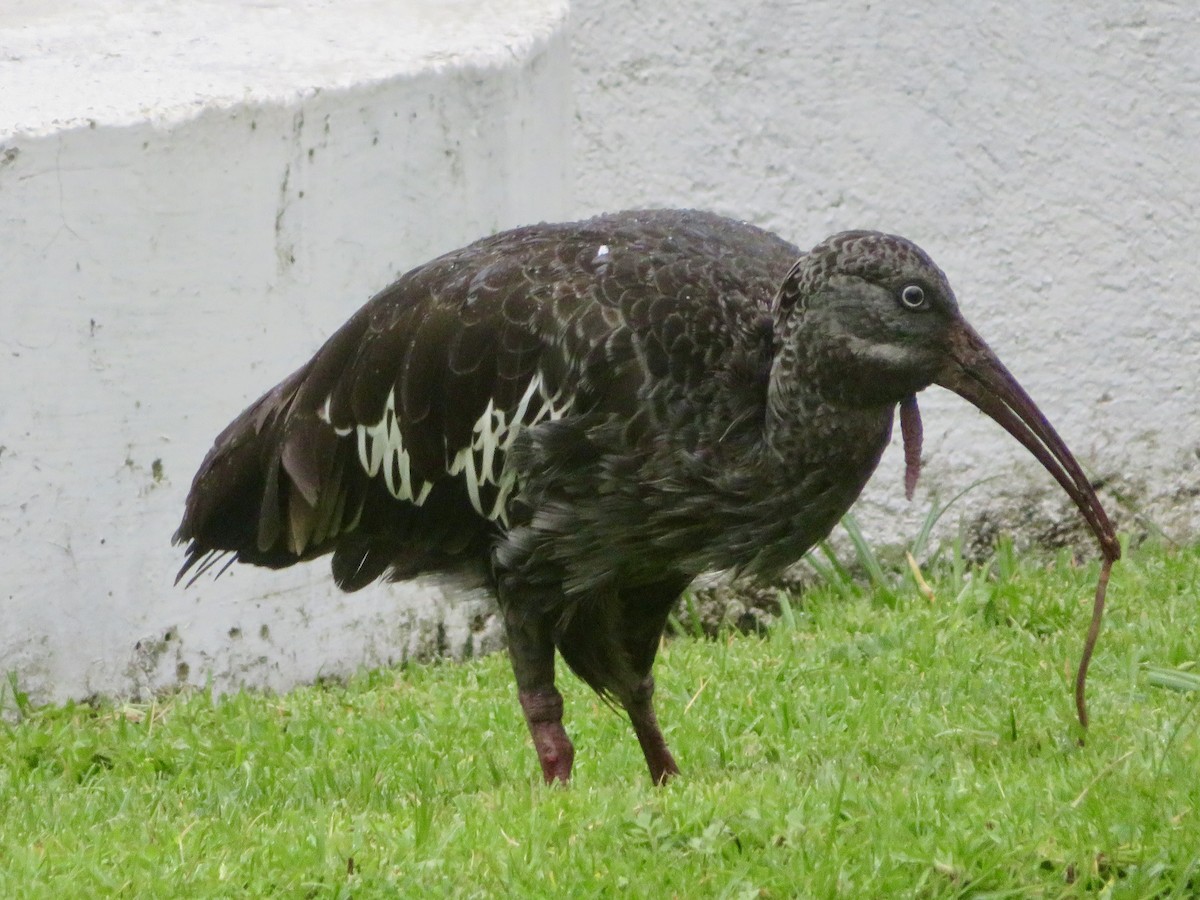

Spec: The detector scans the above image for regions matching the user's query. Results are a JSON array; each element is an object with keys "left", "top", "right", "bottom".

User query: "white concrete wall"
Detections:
[
  {"left": 4, "top": 0, "right": 1198, "bottom": 707},
  {"left": 570, "top": 0, "right": 1200, "bottom": 550},
  {"left": 0, "top": 0, "right": 571, "bottom": 706}
]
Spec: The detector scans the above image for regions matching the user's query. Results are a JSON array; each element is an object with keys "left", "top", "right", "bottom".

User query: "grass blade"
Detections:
[
  {"left": 841, "top": 513, "right": 893, "bottom": 599},
  {"left": 910, "top": 476, "right": 998, "bottom": 560},
  {"left": 1145, "top": 665, "right": 1200, "bottom": 693},
  {"left": 777, "top": 590, "right": 798, "bottom": 631}
]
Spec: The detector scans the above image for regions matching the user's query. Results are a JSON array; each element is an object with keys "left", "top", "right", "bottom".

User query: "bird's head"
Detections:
[
  {"left": 773, "top": 230, "right": 961, "bottom": 406},
  {"left": 773, "top": 229, "right": 1119, "bottom": 562}
]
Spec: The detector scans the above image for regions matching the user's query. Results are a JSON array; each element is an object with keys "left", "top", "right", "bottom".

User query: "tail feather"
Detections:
[{"left": 174, "top": 365, "right": 313, "bottom": 579}]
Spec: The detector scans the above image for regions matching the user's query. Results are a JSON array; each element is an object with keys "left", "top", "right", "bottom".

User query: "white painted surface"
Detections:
[
  {"left": 0, "top": 0, "right": 570, "bottom": 706},
  {"left": 2, "top": 0, "right": 565, "bottom": 133},
  {"left": 570, "top": 0, "right": 1200, "bottom": 548},
  {"left": 4, "top": 0, "right": 1199, "bottom": 707}
]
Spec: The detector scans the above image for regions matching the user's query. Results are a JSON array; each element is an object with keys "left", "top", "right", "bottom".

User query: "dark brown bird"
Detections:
[{"left": 175, "top": 209, "right": 1119, "bottom": 785}]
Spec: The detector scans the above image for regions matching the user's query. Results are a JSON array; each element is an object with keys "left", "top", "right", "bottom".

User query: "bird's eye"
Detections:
[{"left": 899, "top": 284, "right": 926, "bottom": 309}]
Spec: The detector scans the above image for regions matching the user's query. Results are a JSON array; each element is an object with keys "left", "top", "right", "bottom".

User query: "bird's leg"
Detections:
[
  {"left": 501, "top": 602, "right": 574, "bottom": 784},
  {"left": 615, "top": 580, "right": 688, "bottom": 785},
  {"left": 624, "top": 674, "right": 679, "bottom": 785},
  {"left": 518, "top": 688, "right": 573, "bottom": 785}
]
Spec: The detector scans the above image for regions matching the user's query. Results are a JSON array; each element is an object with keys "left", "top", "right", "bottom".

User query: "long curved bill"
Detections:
[
  {"left": 935, "top": 320, "right": 1120, "bottom": 562},
  {"left": 934, "top": 318, "right": 1120, "bottom": 731}
]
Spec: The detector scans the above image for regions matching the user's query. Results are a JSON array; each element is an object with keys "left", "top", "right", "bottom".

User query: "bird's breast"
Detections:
[{"left": 681, "top": 402, "right": 896, "bottom": 578}]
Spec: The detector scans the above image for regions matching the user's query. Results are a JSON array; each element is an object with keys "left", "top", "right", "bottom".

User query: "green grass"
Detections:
[{"left": 2, "top": 541, "right": 1199, "bottom": 898}]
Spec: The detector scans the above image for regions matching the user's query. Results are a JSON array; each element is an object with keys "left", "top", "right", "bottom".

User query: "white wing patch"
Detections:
[
  {"left": 346, "top": 371, "right": 572, "bottom": 527},
  {"left": 448, "top": 371, "right": 572, "bottom": 525},
  {"left": 353, "top": 390, "right": 434, "bottom": 505}
]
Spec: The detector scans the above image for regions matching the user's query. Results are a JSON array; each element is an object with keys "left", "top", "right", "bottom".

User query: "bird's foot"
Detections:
[
  {"left": 626, "top": 678, "right": 679, "bottom": 785},
  {"left": 643, "top": 743, "right": 679, "bottom": 786},
  {"left": 519, "top": 689, "right": 575, "bottom": 784}
]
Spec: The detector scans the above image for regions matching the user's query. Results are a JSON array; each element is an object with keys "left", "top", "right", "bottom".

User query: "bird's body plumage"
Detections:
[
  {"left": 180, "top": 210, "right": 893, "bottom": 607},
  {"left": 177, "top": 208, "right": 1118, "bottom": 784}
]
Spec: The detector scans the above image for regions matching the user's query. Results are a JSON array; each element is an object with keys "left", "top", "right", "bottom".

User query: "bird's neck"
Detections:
[
  {"left": 763, "top": 321, "right": 894, "bottom": 462},
  {"left": 764, "top": 377, "right": 893, "bottom": 465}
]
